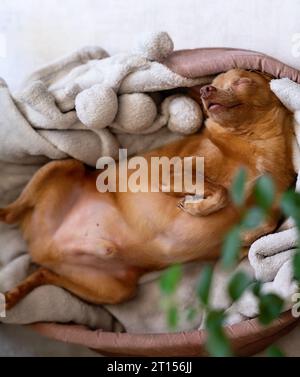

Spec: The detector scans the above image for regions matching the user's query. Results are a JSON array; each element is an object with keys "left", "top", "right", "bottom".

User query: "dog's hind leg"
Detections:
[
  {"left": 4, "top": 268, "right": 55, "bottom": 310},
  {"left": 5, "top": 266, "right": 139, "bottom": 310},
  {"left": 4, "top": 268, "right": 94, "bottom": 310}
]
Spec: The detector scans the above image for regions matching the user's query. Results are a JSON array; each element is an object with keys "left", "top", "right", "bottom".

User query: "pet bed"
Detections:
[{"left": 1, "top": 32, "right": 300, "bottom": 356}]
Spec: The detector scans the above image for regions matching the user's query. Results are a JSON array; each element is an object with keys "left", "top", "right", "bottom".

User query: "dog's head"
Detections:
[{"left": 201, "top": 69, "right": 282, "bottom": 127}]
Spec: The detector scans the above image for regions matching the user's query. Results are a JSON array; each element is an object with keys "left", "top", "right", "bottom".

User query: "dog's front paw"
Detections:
[{"left": 177, "top": 195, "right": 206, "bottom": 216}]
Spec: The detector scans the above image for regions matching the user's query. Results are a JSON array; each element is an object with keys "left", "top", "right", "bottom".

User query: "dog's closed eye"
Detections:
[{"left": 233, "top": 78, "right": 253, "bottom": 86}]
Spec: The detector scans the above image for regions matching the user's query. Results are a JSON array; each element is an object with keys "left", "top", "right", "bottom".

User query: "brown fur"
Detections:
[{"left": 1, "top": 69, "right": 295, "bottom": 309}]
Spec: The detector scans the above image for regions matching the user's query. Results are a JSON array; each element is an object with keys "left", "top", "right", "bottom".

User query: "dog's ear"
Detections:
[
  {"left": 260, "top": 72, "right": 274, "bottom": 82},
  {"left": 250, "top": 70, "right": 274, "bottom": 82}
]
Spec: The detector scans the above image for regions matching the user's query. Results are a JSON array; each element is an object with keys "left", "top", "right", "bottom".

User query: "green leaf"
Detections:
[
  {"left": 197, "top": 265, "right": 213, "bottom": 306},
  {"left": 206, "top": 310, "right": 225, "bottom": 331},
  {"left": 259, "top": 294, "right": 284, "bottom": 326},
  {"left": 281, "top": 191, "right": 300, "bottom": 230},
  {"left": 293, "top": 250, "right": 300, "bottom": 282},
  {"left": 167, "top": 306, "right": 179, "bottom": 330},
  {"left": 228, "top": 272, "right": 253, "bottom": 302},
  {"left": 254, "top": 175, "right": 275, "bottom": 212},
  {"left": 160, "top": 264, "right": 182, "bottom": 296},
  {"left": 231, "top": 168, "right": 247, "bottom": 207},
  {"left": 186, "top": 307, "right": 197, "bottom": 322},
  {"left": 221, "top": 227, "right": 242, "bottom": 269},
  {"left": 266, "top": 345, "right": 285, "bottom": 358},
  {"left": 252, "top": 281, "right": 262, "bottom": 297},
  {"left": 241, "top": 207, "right": 265, "bottom": 230},
  {"left": 206, "top": 331, "right": 233, "bottom": 358},
  {"left": 206, "top": 310, "right": 233, "bottom": 357}
]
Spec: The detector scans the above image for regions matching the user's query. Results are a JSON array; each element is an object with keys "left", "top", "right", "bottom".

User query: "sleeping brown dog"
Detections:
[{"left": 0, "top": 69, "right": 295, "bottom": 309}]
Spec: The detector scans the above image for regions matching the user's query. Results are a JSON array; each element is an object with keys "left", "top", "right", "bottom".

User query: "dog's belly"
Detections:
[{"left": 40, "top": 188, "right": 238, "bottom": 270}]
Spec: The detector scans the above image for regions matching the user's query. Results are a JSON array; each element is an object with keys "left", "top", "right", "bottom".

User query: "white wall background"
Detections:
[{"left": 0, "top": 0, "right": 300, "bottom": 89}]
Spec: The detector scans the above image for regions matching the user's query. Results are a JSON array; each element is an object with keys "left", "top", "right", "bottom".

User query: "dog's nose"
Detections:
[{"left": 200, "top": 85, "right": 217, "bottom": 99}]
